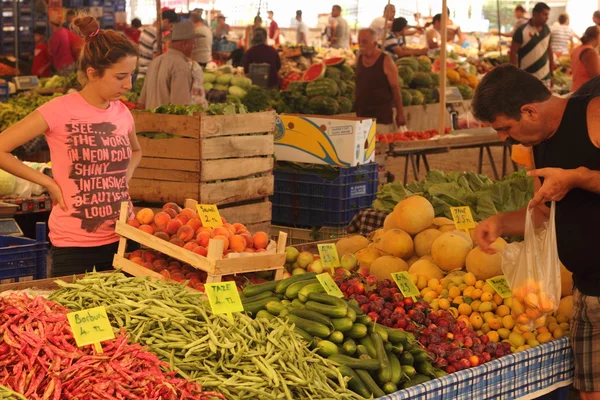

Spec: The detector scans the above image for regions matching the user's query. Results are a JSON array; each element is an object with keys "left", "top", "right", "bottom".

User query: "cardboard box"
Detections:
[{"left": 274, "top": 114, "right": 376, "bottom": 167}]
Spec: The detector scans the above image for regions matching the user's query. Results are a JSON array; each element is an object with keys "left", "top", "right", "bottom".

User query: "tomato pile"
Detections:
[{"left": 376, "top": 128, "right": 451, "bottom": 143}]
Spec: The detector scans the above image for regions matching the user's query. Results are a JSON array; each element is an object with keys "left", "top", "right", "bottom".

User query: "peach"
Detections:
[
  {"left": 255, "top": 248, "right": 266, "bottom": 253},
  {"left": 224, "top": 250, "right": 233, "bottom": 256},
  {"left": 153, "top": 264, "right": 167, "bottom": 272},
  {"left": 229, "top": 235, "right": 247, "bottom": 252},
  {"left": 139, "top": 224, "right": 154, "bottom": 234},
  {"left": 212, "top": 226, "right": 231, "bottom": 239},
  {"left": 186, "top": 218, "right": 202, "bottom": 231},
  {"left": 136, "top": 208, "right": 155, "bottom": 225},
  {"left": 212, "top": 235, "right": 230, "bottom": 252},
  {"left": 166, "top": 219, "right": 183, "bottom": 235},
  {"left": 127, "top": 219, "right": 141, "bottom": 228},
  {"left": 177, "top": 225, "right": 195, "bottom": 242},
  {"left": 183, "top": 241, "right": 199, "bottom": 251},
  {"left": 162, "top": 202, "right": 182, "bottom": 214},
  {"left": 253, "top": 231, "right": 269, "bottom": 250},
  {"left": 181, "top": 265, "right": 193, "bottom": 273},
  {"left": 175, "top": 214, "right": 190, "bottom": 225},
  {"left": 196, "top": 226, "right": 212, "bottom": 235},
  {"left": 221, "top": 216, "right": 228, "bottom": 224},
  {"left": 129, "top": 249, "right": 143, "bottom": 259},
  {"left": 169, "top": 237, "right": 185, "bottom": 247},
  {"left": 233, "top": 223, "right": 247, "bottom": 232},
  {"left": 154, "top": 231, "right": 170, "bottom": 241},
  {"left": 196, "top": 231, "right": 211, "bottom": 248},
  {"left": 169, "top": 261, "right": 182, "bottom": 269},
  {"left": 142, "top": 251, "right": 157, "bottom": 262},
  {"left": 237, "top": 229, "right": 251, "bottom": 237},
  {"left": 193, "top": 246, "right": 208, "bottom": 257},
  {"left": 171, "top": 272, "right": 185, "bottom": 282},
  {"left": 163, "top": 208, "right": 178, "bottom": 219},
  {"left": 143, "top": 262, "right": 154, "bottom": 270},
  {"left": 244, "top": 248, "right": 255, "bottom": 253},
  {"left": 130, "top": 256, "right": 144, "bottom": 265},
  {"left": 160, "top": 270, "right": 171, "bottom": 279},
  {"left": 153, "top": 259, "right": 167, "bottom": 268},
  {"left": 181, "top": 208, "right": 199, "bottom": 220},
  {"left": 240, "top": 234, "right": 253, "bottom": 248},
  {"left": 223, "top": 223, "right": 237, "bottom": 236},
  {"left": 154, "top": 212, "right": 172, "bottom": 228}
]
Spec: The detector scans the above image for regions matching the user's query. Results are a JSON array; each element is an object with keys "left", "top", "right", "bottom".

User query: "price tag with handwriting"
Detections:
[
  {"left": 205, "top": 281, "right": 244, "bottom": 318},
  {"left": 196, "top": 204, "right": 223, "bottom": 228},
  {"left": 317, "top": 243, "right": 340, "bottom": 273},
  {"left": 486, "top": 275, "right": 512, "bottom": 299},
  {"left": 391, "top": 272, "right": 420, "bottom": 300},
  {"left": 450, "top": 206, "right": 476, "bottom": 230},
  {"left": 67, "top": 306, "right": 115, "bottom": 353},
  {"left": 316, "top": 273, "right": 344, "bottom": 298}
]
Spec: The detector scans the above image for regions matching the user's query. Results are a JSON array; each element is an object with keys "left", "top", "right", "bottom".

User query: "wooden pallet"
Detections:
[
  {"left": 113, "top": 201, "right": 287, "bottom": 283},
  {"left": 130, "top": 111, "right": 276, "bottom": 205}
]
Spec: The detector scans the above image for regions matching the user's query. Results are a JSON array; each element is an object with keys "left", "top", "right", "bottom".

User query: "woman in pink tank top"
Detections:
[
  {"left": 571, "top": 26, "right": 600, "bottom": 92},
  {"left": 0, "top": 14, "right": 142, "bottom": 277}
]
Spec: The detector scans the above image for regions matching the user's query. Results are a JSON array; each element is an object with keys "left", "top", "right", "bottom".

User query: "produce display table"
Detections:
[{"left": 380, "top": 337, "right": 573, "bottom": 400}]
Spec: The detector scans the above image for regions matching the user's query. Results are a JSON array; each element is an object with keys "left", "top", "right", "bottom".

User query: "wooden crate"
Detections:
[
  {"left": 130, "top": 111, "right": 276, "bottom": 205},
  {"left": 113, "top": 201, "right": 287, "bottom": 283}
]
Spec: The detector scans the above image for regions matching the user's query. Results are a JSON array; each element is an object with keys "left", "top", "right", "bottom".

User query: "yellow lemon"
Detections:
[
  {"left": 497, "top": 328, "right": 511, "bottom": 339},
  {"left": 479, "top": 301, "right": 494, "bottom": 313},
  {"left": 423, "top": 291, "right": 438, "bottom": 303},
  {"left": 527, "top": 338, "right": 540, "bottom": 347},
  {"left": 458, "top": 303, "right": 472, "bottom": 316},
  {"left": 502, "top": 315, "right": 515, "bottom": 330},
  {"left": 417, "top": 275, "right": 428, "bottom": 290},
  {"left": 464, "top": 272, "right": 477, "bottom": 286},
  {"left": 509, "top": 332, "right": 525, "bottom": 347}
]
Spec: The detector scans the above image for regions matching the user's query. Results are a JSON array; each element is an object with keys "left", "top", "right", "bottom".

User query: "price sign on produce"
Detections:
[
  {"left": 450, "top": 206, "right": 476, "bottom": 231},
  {"left": 391, "top": 272, "right": 419, "bottom": 301},
  {"left": 67, "top": 306, "right": 115, "bottom": 353},
  {"left": 487, "top": 275, "right": 512, "bottom": 299},
  {"left": 316, "top": 273, "right": 344, "bottom": 298},
  {"left": 196, "top": 204, "right": 223, "bottom": 228},
  {"left": 317, "top": 244, "right": 341, "bottom": 273},
  {"left": 205, "top": 281, "right": 244, "bottom": 320}
]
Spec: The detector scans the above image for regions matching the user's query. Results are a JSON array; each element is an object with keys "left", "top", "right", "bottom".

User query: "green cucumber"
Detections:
[
  {"left": 281, "top": 299, "right": 291, "bottom": 305},
  {"left": 243, "top": 296, "right": 280, "bottom": 315},
  {"left": 316, "top": 340, "right": 340, "bottom": 357},
  {"left": 399, "top": 352, "right": 414, "bottom": 366},
  {"left": 382, "top": 382, "right": 398, "bottom": 394},
  {"left": 355, "top": 369, "right": 386, "bottom": 398},
  {"left": 338, "top": 365, "right": 371, "bottom": 399},
  {"left": 355, "top": 345, "right": 370, "bottom": 357},
  {"left": 411, "top": 348, "right": 431, "bottom": 363},
  {"left": 297, "top": 282, "right": 326, "bottom": 302},
  {"left": 433, "top": 369, "right": 447, "bottom": 378},
  {"left": 328, "top": 331, "right": 345, "bottom": 344},
  {"left": 305, "top": 301, "right": 347, "bottom": 318},
  {"left": 388, "top": 351, "right": 402, "bottom": 385},
  {"left": 288, "top": 308, "right": 333, "bottom": 328},
  {"left": 359, "top": 337, "right": 377, "bottom": 359},
  {"left": 415, "top": 361, "right": 436, "bottom": 378},
  {"left": 368, "top": 324, "right": 389, "bottom": 342},
  {"left": 265, "top": 301, "right": 286, "bottom": 316},
  {"left": 401, "top": 365, "right": 417, "bottom": 379},
  {"left": 291, "top": 298, "right": 305, "bottom": 308},
  {"left": 241, "top": 290, "right": 274, "bottom": 303},
  {"left": 242, "top": 280, "right": 278, "bottom": 297},
  {"left": 331, "top": 317, "right": 354, "bottom": 332},
  {"left": 357, "top": 315, "right": 372, "bottom": 325},
  {"left": 287, "top": 314, "right": 332, "bottom": 338},
  {"left": 285, "top": 278, "right": 319, "bottom": 299},
  {"left": 307, "top": 292, "right": 348, "bottom": 307},
  {"left": 293, "top": 327, "right": 314, "bottom": 342},
  {"left": 346, "top": 323, "right": 368, "bottom": 339},
  {"left": 347, "top": 300, "right": 364, "bottom": 316},
  {"left": 255, "top": 310, "right": 276, "bottom": 320},
  {"left": 279, "top": 307, "right": 290, "bottom": 317},
  {"left": 327, "top": 354, "right": 380, "bottom": 371},
  {"left": 275, "top": 272, "right": 317, "bottom": 294},
  {"left": 342, "top": 338, "right": 357, "bottom": 355},
  {"left": 345, "top": 305, "right": 357, "bottom": 322},
  {"left": 383, "top": 326, "right": 411, "bottom": 346},
  {"left": 371, "top": 331, "right": 391, "bottom": 383},
  {"left": 402, "top": 374, "right": 431, "bottom": 389},
  {"left": 385, "top": 342, "right": 394, "bottom": 352}
]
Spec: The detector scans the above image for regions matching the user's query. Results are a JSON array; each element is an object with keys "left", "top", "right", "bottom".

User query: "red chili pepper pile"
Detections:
[
  {"left": 0, "top": 294, "right": 226, "bottom": 400},
  {"left": 376, "top": 128, "right": 452, "bottom": 143}
]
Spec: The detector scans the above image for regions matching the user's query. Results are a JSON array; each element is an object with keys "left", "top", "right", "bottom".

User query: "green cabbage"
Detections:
[
  {"left": 228, "top": 86, "right": 247, "bottom": 98},
  {"left": 203, "top": 82, "right": 213, "bottom": 91},
  {"left": 230, "top": 76, "right": 252, "bottom": 89},
  {"left": 216, "top": 73, "right": 233, "bottom": 85},
  {"left": 204, "top": 73, "right": 217, "bottom": 83}
]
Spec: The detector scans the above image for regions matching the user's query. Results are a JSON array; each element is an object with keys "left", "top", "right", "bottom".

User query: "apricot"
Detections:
[
  {"left": 255, "top": 248, "right": 267, "bottom": 253},
  {"left": 162, "top": 202, "right": 182, "bottom": 214},
  {"left": 233, "top": 223, "right": 247, "bottom": 232},
  {"left": 169, "top": 261, "right": 182, "bottom": 269},
  {"left": 159, "top": 270, "right": 171, "bottom": 279},
  {"left": 212, "top": 235, "right": 230, "bottom": 252},
  {"left": 229, "top": 235, "right": 247, "bottom": 252},
  {"left": 196, "top": 226, "right": 212, "bottom": 235},
  {"left": 136, "top": 208, "right": 155, "bottom": 225},
  {"left": 153, "top": 259, "right": 167, "bottom": 268},
  {"left": 196, "top": 231, "right": 211, "bottom": 247},
  {"left": 127, "top": 219, "right": 141, "bottom": 228},
  {"left": 143, "top": 262, "right": 154, "bottom": 270},
  {"left": 129, "top": 249, "right": 143, "bottom": 259},
  {"left": 244, "top": 248, "right": 255, "bottom": 253},
  {"left": 169, "top": 237, "right": 185, "bottom": 247},
  {"left": 177, "top": 225, "right": 195, "bottom": 242},
  {"left": 223, "top": 223, "right": 237, "bottom": 236},
  {"left": 130, "top": 256, "right": 144, "bottom": 265},
  {"left": 154, "top": 212, "right": 172, "bottom": 228},
  {"left": 212, "top": 226, "right": 231, "bottom": 239},
  {"left": 163, "top": 208, "right": 178, "bottom": 219},
  {"left": 175, "top": 214, "right": 190, "bottom": 225},
  {"left": 237, "top": 229, "right": 251, "bottom": 236},
  {"left": 139, "top": 224, "right": 154, "bottom": 234},
  {"left": 166, "top": 219, "right": 183, "bottom": 235},
  {"left": 193, "top": 246, "right": 208, "bottom": 257},
  {"left": 186, "top": 218, "right": 202, "bottom": 232},
  {"left": 154, "top": 231, "right": 170, "bottom": 241},
  {"left": 253, "top": 231, "right": 269, "bottom": 250},
  {"left": 240, "top": 234, "right": 253, "bottom": 248},
  {"left": 142, "top": 251, "right": 157, "bottom": 262},
  {"left": 183, "top": 241, "right": 199, "bottom": 251},
  {"left": 181, "top": 208, "right": 199, "bottom": 220}
]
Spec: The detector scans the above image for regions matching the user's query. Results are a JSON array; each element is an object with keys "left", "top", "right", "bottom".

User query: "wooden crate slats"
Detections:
[
  {"left": 213, "top": 253, "right": 286, "bottom": 275},
  {"left": 138, "top": 157, "right": 201, "bottom": 173},
  {"left": 199, "top": 175, "right": 274, "bottom": 205},
  {"left": 200, "top": 135, "right": 274, "bottom": 160},
  {"left": 113, "top": 254, "right": 164, "bottom": 279},
  {"left": 200, "top": 157, "right": 273, "bottom": 181},
  {"left": 128, "top": 180, "right": 200, "bottom": 204},
  {"left": 219, "top": 201, "right": 272, "bottom": 225},
  {"left": 132, "top": 168, "right": 200, "bottom": 183},
  {"left": 133, "top": 113, "right": 201, "bottom": 138},
  {"left": 199, "top": 111, "right": 276, "bottom": 138},
  {"left": 137, "top": 137, "right": 200, "bottom": 160}
]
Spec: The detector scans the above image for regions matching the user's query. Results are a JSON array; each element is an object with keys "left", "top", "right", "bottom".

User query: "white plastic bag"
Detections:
[{"left": 501, "top": 202, "right": 561, "bottom": 332}]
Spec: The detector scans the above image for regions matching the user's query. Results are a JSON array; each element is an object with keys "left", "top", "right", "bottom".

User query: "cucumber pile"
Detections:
[{"left": 242, "top": 274, "right": 446, "bottom": 398}]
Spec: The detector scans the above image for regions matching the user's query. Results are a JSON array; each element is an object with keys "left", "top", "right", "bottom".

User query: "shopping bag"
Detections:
[{"left": 501, "top": 202, "right": 561, "bottom": 332}]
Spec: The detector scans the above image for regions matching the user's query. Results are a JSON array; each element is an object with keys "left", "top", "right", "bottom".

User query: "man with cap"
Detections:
[
  {"left": 138, "top": 21, "right": 199, "bottom": 110},
  {"left": 137, "top": 9, "right": 179, "bottom": 78},
  {"left": 214, "top": 13, "right": 230, "bottom": 40},
  {"left": 383, "top": 18, "right": 428, "bottom": 59}
]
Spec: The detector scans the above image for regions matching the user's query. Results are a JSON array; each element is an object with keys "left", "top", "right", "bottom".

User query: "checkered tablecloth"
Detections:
[
  {"left": 348, "top": 209, "right": 389, "bottom": 236},
  {"left": 379, "top": 337, "right": 573, "bottom": 400}
]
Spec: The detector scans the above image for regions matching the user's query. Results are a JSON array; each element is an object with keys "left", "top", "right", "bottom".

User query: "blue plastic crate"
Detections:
[
  {"left": 0, "top": 223, "right": 48, "bottom": 282},
  {"left": 0, "top": 82, "right": 9, "bottom": 102},
  {"left": 216, "top": 40, "right": 237, "bottom": 52}
]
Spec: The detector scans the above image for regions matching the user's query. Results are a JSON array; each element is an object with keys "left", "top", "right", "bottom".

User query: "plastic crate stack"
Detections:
[
  {"left": 1, "top": 0, "right": 16, "bottom": 57},
  {"left": 0, "top": 222, "right": 48, "bottom": 283},
  {"left": 272, "top": 163, "right": 378, "bottom": 227},
  {"left": 102, "top": 0, "right": 115, "bottom": 28}
]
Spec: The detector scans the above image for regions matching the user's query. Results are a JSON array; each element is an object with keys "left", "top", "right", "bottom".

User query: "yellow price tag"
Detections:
[
  {"left": 317, "top": 244, "right": 340, "bottom": 273},
  {"left": 450, "top": 206, "right": 476, "bottom": 231},
  {"left": 67, "top": 306, "right": 115, "bottom": 353},
  {"left": 205, "top": 281, "right": 244, "bottom": 319},
  {"left": 316, "top": 273, "right": 344, "bottom": 298},
  {"left": 486, "top": 275, "right": 512, "bottom": 299},
  {"left": 196, "top": 204, "right": 223, "bottom": 228},
  {"left": 391, "top": 272, "right": 420, "bottom": 300}
]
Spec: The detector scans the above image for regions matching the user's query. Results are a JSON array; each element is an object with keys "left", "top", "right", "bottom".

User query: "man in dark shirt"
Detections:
[
  {"left": 471, "top": 64, "right": 600, "bottom": 400},
  {"left": 243, "top": 28, "right": 281, "bottom": 88}
]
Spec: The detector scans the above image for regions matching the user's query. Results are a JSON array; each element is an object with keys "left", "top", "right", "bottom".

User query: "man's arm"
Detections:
[
  {"left": 547, "top": 40, "right": 555, "bottom": 72},
  {"left": 393, "top": 45, "right": 427, "bottom": 57},
  {"left": 383, "top": 54, "right": 406, "bottom": 127},
  {"left": 510, "top": 40, "right": 520, "bottom": 66}
]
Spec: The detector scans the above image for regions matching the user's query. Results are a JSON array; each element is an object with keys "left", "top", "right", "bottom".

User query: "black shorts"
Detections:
[{"left": 51, "top": 241, "right": 139, "bottom": 277}]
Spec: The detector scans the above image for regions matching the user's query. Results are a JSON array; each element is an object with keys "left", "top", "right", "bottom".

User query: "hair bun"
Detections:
[{"left": 72, "top": 15, "right": 101, "bottom": 39}]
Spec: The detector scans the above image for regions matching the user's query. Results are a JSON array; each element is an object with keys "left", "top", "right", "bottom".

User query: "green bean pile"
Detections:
[
  {"left": 0, "top": 385, "right": 26, "bottom": 400},
  {"left": 49, "top": 272, "right": 365, "bottom": 400}
]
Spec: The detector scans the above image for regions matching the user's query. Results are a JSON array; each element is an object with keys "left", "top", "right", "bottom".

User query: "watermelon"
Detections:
[
  {"left": 324, "top": 57, "right": 345, "bottom": 66},
  {"left": 336, "top": 80, "right": 347, "bottom": 95},
  {"left": 325, "top": 68, "right": 342, "bottom": 80},
  {"left": 396, "top": 57, "right": 420, "bottom": 72},
  {"left": 418, "top": 88, "right": 438, "bottom": 104},
  {"left": 337, "top": 97, "right": 353, "bottom": 113},
  {"left": 456, "top": 84, "right": 473, "bottom": 100},
  {"left": 398, "top": 66, "right": 414, "bottom": 87},
  {"left": 339, "top": 64, "right": 355, "bottom": 81},
  {"left": 306, "top": 78, "right": 339, "bottom": 98},
  {"left": 432, "top": 58, "right": 458, "bottom": 73},
  {"left": 429, "top": 72, "right": 440, "bottom": 87},
  {"left": 411, "top": 72, "right": 434, "bottom": 89},
  {"left": 418, "top": 56, "right": 432, "bottom": 72},
  {"left": 302, "top": 63, "right": 326, "bottom": 82},
  {"left": 409, "top": 89, "right": 424, "bottom": 105},
  {"left": 305, "top": 96, "right": 340, "bottom": 115},
  {"left": 288, "top": 81, "right": 307, "bottom": 93},
  {"left": 401, "top": 89, "right": 412, "bottom": 107},
  {"left": 344, "top": 81, "right": 355, "bottom": 97}
]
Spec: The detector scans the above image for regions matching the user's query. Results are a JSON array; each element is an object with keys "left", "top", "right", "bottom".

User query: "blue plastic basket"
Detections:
[
  {"left": 0, "top": 222, "right": 48, "bottom": 282},
  {"left": 216, "top": 40, "right": 237, "bottom": 53},
  {"left": 272, "top": 163, "right": 378, "bottom": 227}
]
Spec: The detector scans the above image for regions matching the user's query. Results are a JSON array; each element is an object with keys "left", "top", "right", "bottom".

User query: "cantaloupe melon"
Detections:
[
  {"left": 557, "top": 295, "right": 573, "bottom": 319},
  {"left": 408, "top": 260, "right": 444, "bottom": 281},
  {"left": 383, "top": 213, "right": 402, "bottom": 231},
  {"left": 452, "top": 230, "right": 474, "bottom": 247},
  {"left": 336, "top": 235, "right": 369, "bottom": 256},
  {"left": 406, "top": 255, "right": 420, "bottom": 267},
  {"left": 377, "top": 229, "right": 414, "bottom": 259},
  {"left": 389, "top": 195, "right": 435, "bottom": 235},
  {"left": 414, "top": 229, "right": 443, "bottom": 257},
  {"left": 370, "top": 229, "right": 385, "bottom": 242},
  {"left": 355, "top": 247, "right": 381, "bottom": 269},
  {"left": 420, "top": 255, "right": 435, "bottom": 263},
  {"left": 431, "top": 231, "right": 473, "bottom": 271},
  {"left": 432, "top": 217, "right": 455, "bottom": 227},
  {"left": 465, "top": 238, "right": 507, "bottom": 280},
  {"left": 369, "top": 256, "right": 409, "bottom": 280},
  {"left": 560, "top": 262, "right": 573, "bottom": 298}
]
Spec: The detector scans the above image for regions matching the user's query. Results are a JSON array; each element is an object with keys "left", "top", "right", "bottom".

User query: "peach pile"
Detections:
[{"left": 127, "top": 203, "right": 271, "bottom": 257}]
